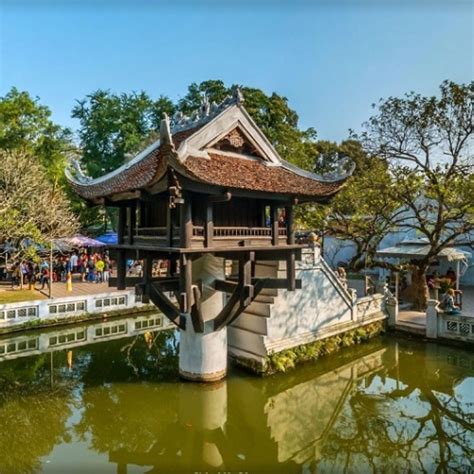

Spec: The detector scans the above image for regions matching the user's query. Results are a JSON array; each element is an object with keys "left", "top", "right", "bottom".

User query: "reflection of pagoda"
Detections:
[
  {"left": 67, "top": 87, "right": 351, "bottom": 381},
  {"left": 103, "top": 342, "right": 391, "bottom": 473}
]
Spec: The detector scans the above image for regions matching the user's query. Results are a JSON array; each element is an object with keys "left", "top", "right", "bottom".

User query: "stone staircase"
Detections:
[{"left": 228, "top": 250, "right": 387, "bottom": 368}]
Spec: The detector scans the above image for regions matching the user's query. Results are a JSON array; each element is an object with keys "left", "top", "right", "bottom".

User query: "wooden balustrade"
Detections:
[
  {"left": 213, "top": 227, "right": 273, "bottom": 238},
  {"left": 125, "top": 225, "right": 289, "bottom": 246}
]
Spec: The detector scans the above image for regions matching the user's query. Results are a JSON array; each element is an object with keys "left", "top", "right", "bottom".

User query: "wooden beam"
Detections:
[
  {"left": 179, "top": 254, "right": 192, "bottom": 313},
  {"left": 287, "top": 250, "right": 296, "bottom": 291},
  {"left": 213, "top": 284, "right": 245, "bottom": 331},
  {"left": 218, "top": 277, "right": 302, "bottom": 291},
  {"left": 147, "top": 283, "right": 185, "bottom": 330},
  {"left": 208, "top": 192, "right": 232, "bottom": 203},
  {"left": 190, "top": 285, "right": 204, "bottom": 333}
]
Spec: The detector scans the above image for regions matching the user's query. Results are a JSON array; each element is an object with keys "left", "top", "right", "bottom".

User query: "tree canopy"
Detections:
[
  {"left": 0, "top": 149, "right": 78, "bottom": 260},
  {"left": 72, "top": 79, "right": 319, "bottom": 177}
]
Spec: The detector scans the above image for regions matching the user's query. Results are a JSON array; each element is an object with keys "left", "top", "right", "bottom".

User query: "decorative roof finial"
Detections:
[
  {"left": 231, "top": 85, "right": 244, "bottom": 105},
  {"left": 160, "top": 113, "right": 174, "bottom": 148},
  {"left": 201, "top": 94, "right": 211, "bottom": 116},
  {"left": 65, "top": 152, "right": 91, "bottom": 184}
]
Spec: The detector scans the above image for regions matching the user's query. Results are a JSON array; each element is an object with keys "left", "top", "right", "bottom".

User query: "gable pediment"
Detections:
[
  {"left": 175, "top": 104, "right": 282, "bottom": 165},
  {"left": 206, "top": 127, "right": 265, "bottom": 159}
]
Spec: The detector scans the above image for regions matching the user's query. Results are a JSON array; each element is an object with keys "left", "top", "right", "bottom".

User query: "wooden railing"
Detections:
[
  {"left": 192, "top": 226, "right": 204, "bottom": 237},
  {"left": 214, "top": 227, "right": 275, "bottom": 238},
  {"left": 136, "top": 227, "right": 167, "bottom": 237},
  {"left": 127, "top": 226, "right": 288, "bottom": 244}
]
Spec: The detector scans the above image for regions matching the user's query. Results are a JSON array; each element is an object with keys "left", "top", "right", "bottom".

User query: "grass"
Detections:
[{"left": 0, "top": 289, "right": 46, "bottom": 304}]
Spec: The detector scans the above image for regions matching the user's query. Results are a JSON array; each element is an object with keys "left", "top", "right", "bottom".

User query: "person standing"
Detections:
[
  {"left": 103, "top": 257, "right": 111, "bottom": 283},
  {"left": 70, "top": 252, "right": 78, "bottom": 273},
  {"left": 87, "top": 258, "right": 95, "bottom": 283},
  {"left": 95, "top": 257, "right": 105, "bottom": 284},
  {"left": 40, "top": 267, "right": 50, "bottom": 290}
]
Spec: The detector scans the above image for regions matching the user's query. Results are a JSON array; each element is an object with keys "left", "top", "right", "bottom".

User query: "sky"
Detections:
[{"left": 0, "top": 0, "right": 472, "bottom": 142}]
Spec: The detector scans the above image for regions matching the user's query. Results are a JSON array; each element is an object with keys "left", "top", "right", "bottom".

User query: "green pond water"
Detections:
[{"left": 0, "top": 313, "right": 472, "bottom": 474}]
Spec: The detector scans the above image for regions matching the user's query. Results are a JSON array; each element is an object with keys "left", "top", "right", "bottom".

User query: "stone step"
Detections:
[
  {"left": 245, "top": 300, "right": 271, "bottom": 317},
  {"left": 227, "top": 326, "right": 267, "bottom": 357},
  {"left": 254, "top": 294, "right": 275, "bottom": 304},
  {"left": 232, "top": 312, "right": 268, "bottom": 335}
]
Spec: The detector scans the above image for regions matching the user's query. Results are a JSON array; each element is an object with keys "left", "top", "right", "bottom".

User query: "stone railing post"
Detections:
[
  {"left": 386, "top": 296, "right": 398, "bottom": 328},
  {"left": 426, "top": 299, "right": 439, "bottom": 339}
]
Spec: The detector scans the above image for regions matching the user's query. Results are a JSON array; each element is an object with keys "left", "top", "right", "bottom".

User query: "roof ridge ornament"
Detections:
[
  {"left": 160, "top": 113, "right": 174, "bottom": 149},
  {"left": 65, "top": 152, "right": 92, "bottom": 184},
  {"left": 170, "top": 86, "right": 245, "bottom": 134}
]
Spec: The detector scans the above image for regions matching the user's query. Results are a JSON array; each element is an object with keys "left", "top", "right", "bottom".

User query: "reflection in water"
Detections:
[{"left": 0, "top": 315, "right": 472, "bottom": 473}]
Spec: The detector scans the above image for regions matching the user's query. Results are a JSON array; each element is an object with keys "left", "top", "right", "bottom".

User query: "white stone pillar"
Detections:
[
  {"left": 179, "top": 254, "right": 227, "bottom": 382},
  {"left": 426, "top": 299, "right": 439, "bottom": 339},
  {"left": 179, "top": 315, "right": 227, "bottom": 382},
  {"left": 386, "top": 297, "right": 398, "bottom": 328}
]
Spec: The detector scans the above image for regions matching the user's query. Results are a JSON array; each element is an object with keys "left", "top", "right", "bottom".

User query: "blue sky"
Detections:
[{"left": 0, "top": 0, "right": 472, "bottom": 141}]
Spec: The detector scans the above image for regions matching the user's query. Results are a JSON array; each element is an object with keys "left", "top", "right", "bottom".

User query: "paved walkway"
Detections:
[{"left": 0, "top": 278, "right": 133, "bottom": 302}]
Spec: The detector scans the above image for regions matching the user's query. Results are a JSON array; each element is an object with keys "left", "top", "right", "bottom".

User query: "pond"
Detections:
[{"left": 0, "top": 313, "right": 472, "bottom": 473}]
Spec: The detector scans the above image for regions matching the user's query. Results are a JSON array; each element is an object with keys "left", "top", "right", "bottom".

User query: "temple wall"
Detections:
[{"left": 228, "top": 249, "right": 387, "bottom": 368}]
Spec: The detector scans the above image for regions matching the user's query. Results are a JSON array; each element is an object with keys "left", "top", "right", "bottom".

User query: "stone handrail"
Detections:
[
  {"left": 426, "top": 299, "right": 474, "bottom": 342},
  {"left": 302, "top": 249, "right": 354, "bottom": 309}
]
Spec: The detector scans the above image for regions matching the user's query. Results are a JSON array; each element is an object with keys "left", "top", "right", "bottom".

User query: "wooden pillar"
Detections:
[
  {"left": 239, "top": 251, "right": 254, "bottom": 306},
  {"left": 166, "top": 205, "right": 173, "bottom": 247},
  {"left": 205, "top": 201, "right": 214, "bottom": 248},
  {"left": 285, "top": 205, "right": 294, "bottom": 245},
  {"left": 286, "top": 250, "right": 296, "bottom": 291},
  {"left": 142, "top": 252, "right": 153, "bottom": 303},
  {"left": 394, "top": 271, "right": 399, "bottom": 303},
  {"left": 117, "top": 249, "right": 126, "bottom": 290},
  {"left": 270, "top": 203, "right": 279, "bottom": 246},
  {"left": 127, "top": 201, "right": 136, "bottom": 245},
  {"left": 117, "top": 206, "right": 126, "bottom": 245},
  {"left": 180, "top": 194, "right": 193, "bottom": 248},
  {"left": 179, "top": 254, "right": 192, "bottom": 313}
]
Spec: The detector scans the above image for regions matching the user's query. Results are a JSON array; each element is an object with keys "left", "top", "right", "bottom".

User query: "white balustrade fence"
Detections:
[
  {"left": 426, "top": 299, "right": 474, "bottom": 343},
  {"left": 0, "top": 289, "right": 142, "bottom": 328}
]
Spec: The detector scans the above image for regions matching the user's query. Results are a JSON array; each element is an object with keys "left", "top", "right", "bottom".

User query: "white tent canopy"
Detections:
[
  {"left": 376, "top": 243, "right": 471, "bottom": 262},
  {"left": 377, "top": 238, "right": 472, "bottom": 294}
]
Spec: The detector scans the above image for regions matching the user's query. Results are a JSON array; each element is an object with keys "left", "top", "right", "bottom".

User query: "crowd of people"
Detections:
[{"left": 9, "top": 251, "right": 113, "bottom": 290}]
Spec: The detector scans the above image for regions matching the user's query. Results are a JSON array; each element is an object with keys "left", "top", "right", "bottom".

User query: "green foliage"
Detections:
[
  {"left": 72, "top": 89, "right": 175, "bottom": 177},
  {"left": 360, "top": 80, "right": 473, "bottom": 308},
  {"left": 265, "top": 321, "right": 384, "bottom": 374},
  {"left": 0, "top": 87, "right": 73, "bottom": 185},
  {"left": 0, "top": 149, "right": 78, "bottom": 259}
]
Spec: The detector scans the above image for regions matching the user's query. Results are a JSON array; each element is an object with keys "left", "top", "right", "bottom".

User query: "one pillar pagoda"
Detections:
[{"left": 67, "top": 87, "right": 352, "bottom": 382}]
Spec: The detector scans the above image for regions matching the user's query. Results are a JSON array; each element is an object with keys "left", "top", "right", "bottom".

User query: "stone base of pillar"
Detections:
[
  {"left": 178, "top": 254, "right": 227, "bottom": 382},
  {"left": 179, "top": 316, "right": 227, "bottom": 382}
]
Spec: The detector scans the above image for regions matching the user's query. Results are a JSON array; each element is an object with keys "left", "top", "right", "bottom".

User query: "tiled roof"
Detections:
[
  {"left": 68, "top": 147, "right": 160, "bottom": 200},
  {"left": 68, "top": 128, "right": 201, "bottom": 201},
  {"left": 69, "top": 127, "right": 347, "bottom": 201},
  {"left": 183, "top": 153, "right": 347, "bottom": 198}
]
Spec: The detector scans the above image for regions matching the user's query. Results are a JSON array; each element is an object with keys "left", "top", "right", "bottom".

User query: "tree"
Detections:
[
  {"left": 359, "top": 81, "right": 474, "bottom": 308},
  {"left": 177, "top": 81, "right": 319, "bottom": 171},
  {"left": 300, "top": 140, "right": 402, "bottom": 271},
  {"left": 0, "top": 87, "right": 73, "bottom": 187},
  {"left": 72, "top": 90, "right": 175, "bottom": 177},
  {"left": 0, "top": 149, "right": 78, "bottom": 260}
]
